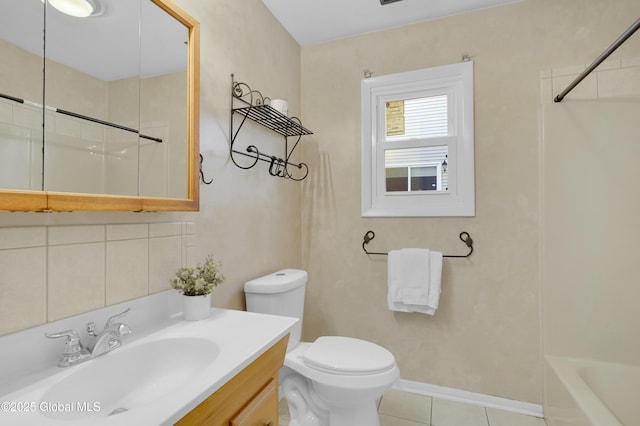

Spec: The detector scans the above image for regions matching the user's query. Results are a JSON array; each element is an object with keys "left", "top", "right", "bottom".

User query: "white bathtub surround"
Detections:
[
  {"left": 0, "top": 290, "right": 297, "bottom": 425},
  {"left": 541, "top": 58, "right": 640, "bottom": 426},
  {"left": 545, "top": 356, "right": 638, "bottom": 426}
]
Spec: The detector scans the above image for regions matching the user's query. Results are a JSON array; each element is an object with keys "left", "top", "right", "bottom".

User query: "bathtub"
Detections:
[{"left": 546, "top": 356, "right": 640, "bottom": 426}]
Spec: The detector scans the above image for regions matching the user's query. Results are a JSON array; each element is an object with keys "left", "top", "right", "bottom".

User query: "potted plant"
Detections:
[{"left": 170, "top": 255, "right": 224, "bottom": 320}]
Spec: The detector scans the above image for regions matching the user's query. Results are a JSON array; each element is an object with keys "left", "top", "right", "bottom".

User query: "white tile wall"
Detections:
[
  {"left": 48, "top": 224, "right": 104, "bottom": 245},
  {"left": 48, "top": 240, "right": 106, "bottom": 321},
  {"left": 11, "top": 104, "right": 41, "bottom": 129},
  {"left": 0, "top": 100, "right": 42, "bottom": 191},
  {"left": 105, "top": 238, "right": 149, "bottom": 305},
  {"left": 0, "top": 247, "right": 47, "bottom": 333},
  {"left": 149, "top": 236, "right": 183, "bottom": 294},
  {"left": 54, "top": 115, "right": 83, "bottom": 138},
  {"left": 0, "top": 222, "right": 195, "bottom": 336},
  {"left": 0, "top": 226, "right": 46, "bottom": 249},
  {"left": 597, "top": 65, "right": 640, "bottom": 98},
  {"left": 0, "top": 101, "right": 12, "bottom": 123},
  {"left": 541, "top": 56, "right": 640, "bottom": 103}
]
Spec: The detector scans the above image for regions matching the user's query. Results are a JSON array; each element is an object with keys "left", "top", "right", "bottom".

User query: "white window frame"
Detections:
[{"left": 361, "top": 62, "right": 475, "bottom": 217}]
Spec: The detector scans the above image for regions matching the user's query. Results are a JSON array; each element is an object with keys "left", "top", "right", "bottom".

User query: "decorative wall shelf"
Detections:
[{"left": 230, "top": 75, "right": 312, "bottom": 181}]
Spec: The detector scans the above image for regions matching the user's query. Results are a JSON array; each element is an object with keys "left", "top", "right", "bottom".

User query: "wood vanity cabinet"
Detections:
[{"left": 176, "top": 335, "right": 288, "bottom": 426}]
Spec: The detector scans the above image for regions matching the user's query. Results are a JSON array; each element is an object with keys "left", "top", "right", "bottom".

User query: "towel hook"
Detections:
[
  {"left": 200, "top": 154, "right": 213, "bottom": 184},
  {"left": 362, "top": 230, "right": 473, "bottom": 258}
]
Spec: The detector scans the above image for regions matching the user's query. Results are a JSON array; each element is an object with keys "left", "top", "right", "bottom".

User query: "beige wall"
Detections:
[
  {"left": 300, "top": 0, "right": 640, "bottom": 404},
  {"left": 0, "top": 0, "right": 302, "bottom": 332}
]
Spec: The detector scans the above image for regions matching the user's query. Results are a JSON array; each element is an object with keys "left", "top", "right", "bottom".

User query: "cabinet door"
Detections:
[{"left": 229, "top": 378, "right": 277, "bottom": 426}]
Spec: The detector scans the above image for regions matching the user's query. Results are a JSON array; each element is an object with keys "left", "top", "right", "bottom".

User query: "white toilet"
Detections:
[{"left": 244, "top": 269, "right": 400, "bottom": 426}]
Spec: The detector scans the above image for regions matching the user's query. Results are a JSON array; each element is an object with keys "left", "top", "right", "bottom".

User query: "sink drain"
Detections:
[{"left": 108, "top": 407, "right": 129, "bottom": 416}]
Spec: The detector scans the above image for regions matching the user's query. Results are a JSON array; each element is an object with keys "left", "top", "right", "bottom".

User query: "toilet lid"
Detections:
[{"left": 302, "top": 336, "right": 396, "bottom": 376}]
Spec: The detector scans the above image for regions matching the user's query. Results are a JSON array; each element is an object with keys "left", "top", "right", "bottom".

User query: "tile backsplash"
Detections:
[{"left": 0, "top": 222, "right": 195, "bottom": 336}]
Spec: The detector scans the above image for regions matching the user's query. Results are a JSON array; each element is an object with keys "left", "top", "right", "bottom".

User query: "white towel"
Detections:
[
  {"left": 389, "top": 248, "right": 430, "bottom": 304},
  {"left": 387, "top": 248, "right": 443, "bottom": 315}
]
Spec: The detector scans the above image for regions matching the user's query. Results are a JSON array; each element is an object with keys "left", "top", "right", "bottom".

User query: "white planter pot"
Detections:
[{"left": 182, "top": 293, "right": 211, "bottom": 321}]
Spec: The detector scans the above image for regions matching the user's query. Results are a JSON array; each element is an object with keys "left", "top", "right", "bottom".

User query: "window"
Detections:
[
  {"left": 385, "top": 146, "right": 448, "bottom": 192},
  {"left": 361, "top": 62, "right": 474, "bottom": 217}
]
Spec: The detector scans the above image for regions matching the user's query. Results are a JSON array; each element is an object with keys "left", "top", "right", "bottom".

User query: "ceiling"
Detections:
[
  {"left": 262, "top": 0, "right": 523, "bottom": 46},
  {"left": 2, "top": 0, "right": 524, "bottom": 81}
]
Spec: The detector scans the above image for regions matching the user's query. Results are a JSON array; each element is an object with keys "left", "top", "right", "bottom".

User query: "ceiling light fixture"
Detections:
[
  {"left": 43, "top": 0, "right": 103, "bottom": 18},
  {"left": 380, "top": 0, "right": 403, "bottom": 5}
]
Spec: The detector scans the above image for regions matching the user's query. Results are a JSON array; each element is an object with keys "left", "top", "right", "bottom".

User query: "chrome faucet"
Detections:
[
  {"left": 46, "top": 307, "right": 132, "bottom": 367},
  {"left": 87, "top": 308, "right": 132, "bottom": 358}
]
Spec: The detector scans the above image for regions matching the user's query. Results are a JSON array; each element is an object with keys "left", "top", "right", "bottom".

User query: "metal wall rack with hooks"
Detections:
[
  {"left": 362, "top": 230, "right": 474, "bottom": 258},
  {"left": 230, "top": 75, "right": 313, "bottom": 181}
]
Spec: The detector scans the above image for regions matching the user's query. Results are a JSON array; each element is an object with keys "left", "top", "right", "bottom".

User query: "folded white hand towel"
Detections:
[
  {"left": 427, "top": 250, "right": 443, "bottom": 311},
  {"left": 387, "top": 248, "right": 443, "bottom": 315},
  {"left": 389, "top": 248, "right": 430, "bottom": 304}
]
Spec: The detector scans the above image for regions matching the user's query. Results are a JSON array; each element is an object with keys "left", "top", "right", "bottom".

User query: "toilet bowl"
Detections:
[
  {"left": 282, "top": 337, "right": 400, "bottom": 426},
  {"left": 244, "top": 270, "right": 400, "bottom": 426}
]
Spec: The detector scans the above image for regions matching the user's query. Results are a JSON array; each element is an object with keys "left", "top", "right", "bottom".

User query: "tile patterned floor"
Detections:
[{"left": 279, "top": 389, "right": 548, "bottom": 426}]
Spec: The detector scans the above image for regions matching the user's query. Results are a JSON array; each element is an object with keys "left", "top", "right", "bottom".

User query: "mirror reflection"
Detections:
[
  {"left": 0, "top": 0, "right": 45, "bottom": 191},
  {"left": 139, "top": 0, "right": 189, "bottom": 198},
  {"left": 0, "top": 0, "right": 190, "bottom": 200}
]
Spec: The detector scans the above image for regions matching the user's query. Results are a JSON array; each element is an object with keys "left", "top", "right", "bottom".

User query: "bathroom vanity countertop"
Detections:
[{"left": 0, "top": 308, "right": 298, "bottom": 425}]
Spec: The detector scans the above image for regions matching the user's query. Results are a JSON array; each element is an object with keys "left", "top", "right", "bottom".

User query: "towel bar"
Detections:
[{"left": 362, "top": 230, "right": 473, "bottom": 258}]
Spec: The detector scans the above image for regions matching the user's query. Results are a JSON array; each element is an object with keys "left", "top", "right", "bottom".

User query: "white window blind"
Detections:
[{"left": 386, "top": 95, "right": 448, "bottom": 140}]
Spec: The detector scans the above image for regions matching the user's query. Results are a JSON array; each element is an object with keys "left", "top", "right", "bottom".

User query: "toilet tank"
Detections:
[{"left": 244, "top": 269, "right": 307, "bottom": 351}]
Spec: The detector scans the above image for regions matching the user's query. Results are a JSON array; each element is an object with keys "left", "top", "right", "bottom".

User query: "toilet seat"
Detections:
[
  {"left": 285, "top": 341, "right": 400, "bottom": 389},
  {"left": 302, "top": 336, "right": 396, "bottom": 376}
]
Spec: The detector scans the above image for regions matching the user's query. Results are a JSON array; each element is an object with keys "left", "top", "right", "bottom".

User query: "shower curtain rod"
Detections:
[
  {"left": 554, "top": 17, "right": 640, "bottom": 102},
  {"left": 0, "top": 92, "right": 162, "bottom": 143}
]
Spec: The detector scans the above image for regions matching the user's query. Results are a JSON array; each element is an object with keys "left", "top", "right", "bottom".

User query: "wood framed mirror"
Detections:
[{"left": 0, "top": 0, "right": 199, "bottom": 211}]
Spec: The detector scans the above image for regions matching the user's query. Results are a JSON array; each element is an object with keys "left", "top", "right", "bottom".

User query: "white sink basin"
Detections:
[
  {"left": 40, "top": 337, "right": 219, "bottom": 420},
  {"left": 0, "top": 305, "right": 297, "bottom": 426}
]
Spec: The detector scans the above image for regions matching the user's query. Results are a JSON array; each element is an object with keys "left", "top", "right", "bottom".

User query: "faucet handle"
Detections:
[
  {"left": 104, "top": 307, "right": 131, "bottom": 329},
  {"left": 45, "top": 330, "right": 84, "bottom": 355},
  {"left": 45, "top": 329, "right": 92, "bottom": 367}
]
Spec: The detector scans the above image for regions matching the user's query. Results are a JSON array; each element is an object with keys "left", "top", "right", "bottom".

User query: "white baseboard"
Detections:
[{"left": 393, "top": 379, "right": 544, "bottom": 418}]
